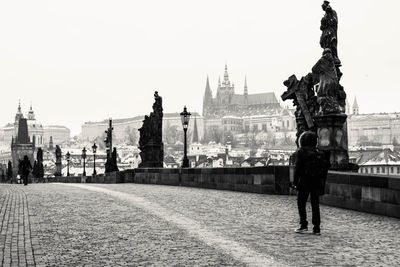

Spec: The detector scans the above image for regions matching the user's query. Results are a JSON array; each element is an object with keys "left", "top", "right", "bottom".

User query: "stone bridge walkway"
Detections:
[{"left": 0, "top": 183, "right": 399, "bottom": 266}]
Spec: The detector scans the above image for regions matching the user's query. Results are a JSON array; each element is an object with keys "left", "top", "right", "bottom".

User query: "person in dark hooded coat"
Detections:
[
  {"left": 20, "top": 156, "right": 33, "bottom": 186},
  {"left": 293, "top": 131, "right": 330, "bottom": 235}
]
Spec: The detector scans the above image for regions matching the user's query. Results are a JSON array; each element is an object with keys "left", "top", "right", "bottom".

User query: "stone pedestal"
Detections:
[
  {"left": 139, "top": 142, "right": 164, "bottom": 168},
  {"left": 314, "top": 114, "right": 355, "bottom": 171},
  {"left": 54, "top": 162, "right": 62, "bottom": 176}
]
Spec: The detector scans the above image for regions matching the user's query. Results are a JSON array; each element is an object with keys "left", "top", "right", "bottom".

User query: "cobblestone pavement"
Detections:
[
  {"left": 1, "top": 183, "right": 400, "bottom": 266},
  {"left": 0, "top": 185, "right": 37, "bottom": 267}
]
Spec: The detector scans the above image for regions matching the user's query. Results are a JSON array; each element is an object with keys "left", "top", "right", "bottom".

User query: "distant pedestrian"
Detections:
[
  {"left": 293, "top": 131, "right": 330, "bottom": 235},
  {"left": 20, "top": 156, "right": 33, "bottom": 186}
]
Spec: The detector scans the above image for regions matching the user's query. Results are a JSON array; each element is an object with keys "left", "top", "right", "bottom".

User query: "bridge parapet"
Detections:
[
  {"left": 322, "top": 171, "right": 400, "bottom": 219},
  {"left": 45, "top": 166, "right": 400, "bottom": 219}
]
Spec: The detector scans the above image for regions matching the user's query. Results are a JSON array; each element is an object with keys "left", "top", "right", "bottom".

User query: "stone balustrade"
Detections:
[{"left": 45, "top": 166, "right": 400, "bottom": 219}]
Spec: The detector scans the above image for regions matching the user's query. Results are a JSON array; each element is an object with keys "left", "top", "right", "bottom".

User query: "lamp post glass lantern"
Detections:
[
  {"left": 92, "top": 143, "right": 97, "bottom": 176},
  {"left": 180, "top": 106, "right": 191, "bottom": 168},
  {"left": 66, "top": 151, "right": 70, "bottom": 177},
  {"left": 82, "top": 147, "right": 87, "bottom": 176}
]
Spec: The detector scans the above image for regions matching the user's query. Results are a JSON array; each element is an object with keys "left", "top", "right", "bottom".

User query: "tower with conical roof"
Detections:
[
  {"left": 203, "top": 75, "right": 213, "bottom": 116},
  {"left": 352, "top": 97, "right": 359, "bottom": 115},
  {"left": 11, "top": 117, "right": 35, "bottom": 179},
  {"left": 15, "top": 100, "right": 23, "bottom": 124}
]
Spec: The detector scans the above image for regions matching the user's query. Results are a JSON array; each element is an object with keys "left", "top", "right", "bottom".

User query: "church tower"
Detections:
[
  {"left": 216, "top": 64, "right": 235, "bottom": 105},
  {"left": 352, "top": 97, "right": 359, "bottom": 115},
  {"left": 14, "top": 100, "right": 24, "bottom": 138},
  {"left": 27, "top": 104, "right": 35, "bottom": 120},
  {"left": 203, "top": 75, "right": 213, "bottom": 116},
  {"left": 244, "top": 76, "right": 248, "bottom": 105}
]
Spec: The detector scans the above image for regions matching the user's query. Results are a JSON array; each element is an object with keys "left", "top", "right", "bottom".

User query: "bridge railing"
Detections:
[{"left": 44, "top": 166, "right": 400, "bottom": 219}]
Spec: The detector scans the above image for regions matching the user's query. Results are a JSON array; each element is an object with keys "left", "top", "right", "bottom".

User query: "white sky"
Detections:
[{"left": 1, "top": 0, "right": 399, "bottom": 135}]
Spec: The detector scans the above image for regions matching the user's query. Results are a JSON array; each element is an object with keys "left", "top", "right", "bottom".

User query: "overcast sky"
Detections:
[{"left": 1, "top": 0, "right": 399, "bottom": 135}]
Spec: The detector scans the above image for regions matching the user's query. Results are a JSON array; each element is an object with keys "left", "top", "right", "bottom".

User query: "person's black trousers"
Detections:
[
  {"left": 297, "top": 187, "right": 320, "bottom": 229},
  {"left": 23, "top": 174, "right": 28, "bottom": 185}
]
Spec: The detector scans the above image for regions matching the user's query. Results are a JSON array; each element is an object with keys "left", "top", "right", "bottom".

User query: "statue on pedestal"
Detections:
[
  {"left": 32, "top": 148, "right": 44, "bottom": 180},
  {"left": 282, "top": 1, "right": 357, "bottom": 171},
  {"left": 105, "top": 147, "right": 119, "bottom": 172},
  {"left": 138, "top": 91, "right": 164, "bottom": 168},
  {"left": 54, "top": 145, "right": 62, "bottom": 176}
]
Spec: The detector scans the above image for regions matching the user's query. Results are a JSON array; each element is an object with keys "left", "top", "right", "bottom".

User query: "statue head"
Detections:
[{"left": 322, "top": 1, "right": 331, "bottom": 12}]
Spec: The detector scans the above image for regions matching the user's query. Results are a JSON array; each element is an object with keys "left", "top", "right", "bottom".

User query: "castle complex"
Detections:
[
  {"left": 203, "top": 64, "right": 282, "bottom": 118},
  {"left": 202, "top": 65, "right": 296, "bottom": 136}
]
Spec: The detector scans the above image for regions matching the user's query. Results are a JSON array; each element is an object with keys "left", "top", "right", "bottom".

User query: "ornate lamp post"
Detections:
[
  {"left": 66, "top": 151, "right": 71, "bottom": 177},
  {"left": 180, "top": 106, "right": 191, "bottom": 168},
  {"left": 82, "top": 147, "right": 87, "bottom": 176},
  {"left": 92, "top": 142, "right": 97, "bottom": 176}
]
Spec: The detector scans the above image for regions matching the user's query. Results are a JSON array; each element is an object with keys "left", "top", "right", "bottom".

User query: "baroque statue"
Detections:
[
  {"left": 281, "top": 1, "right": 357, "bottom": 171},
  {"left": 138, "top": 91, "right": 164, "bottom": 168}
]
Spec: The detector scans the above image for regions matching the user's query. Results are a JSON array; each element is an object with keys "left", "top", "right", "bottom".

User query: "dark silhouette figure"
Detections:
[
  {"left": 7, "top": 161, "right": 13, "bottom": 183},
  {"left": 293, "top": 131, "right": 330, "bottom": 235},
  {"left": 20, "top": 156, "right": 33, "bottom": 186},
  {"left": 105, "top": 147, "right": 119, "bottom": 173}
]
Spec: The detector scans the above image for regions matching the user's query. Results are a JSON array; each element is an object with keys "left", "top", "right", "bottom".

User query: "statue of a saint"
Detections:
[
  {"left": 312, "top": 48, "right": 342, "bottom": 114},
  {"left": 320, "top": 1, "right": 340, "bottom": 66}
]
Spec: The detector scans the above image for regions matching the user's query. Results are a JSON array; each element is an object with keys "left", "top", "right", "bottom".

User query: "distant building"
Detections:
[
  {"left": 351, "top": 148, "right": 400, "bottom": 176},
  {"left": 202, "top": 64, "right": 296, "bottom": 137},
  {"left": 11, "top": 118, "right": 35, "bottom": 177},
  {"left": 347, "top": 97, "right": 400, "bottom": 147},
  {"left": 43, "top": 125, "right": 71, "bottom": 146},
  {"left": 81, "top": 113, "right": 205, "bottom": 144},
  {"left": 2, "top": 102, "right": 70, "bottom": 148}
]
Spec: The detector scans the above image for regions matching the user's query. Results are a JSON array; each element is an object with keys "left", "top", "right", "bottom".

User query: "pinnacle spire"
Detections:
[
  {"left": 244, "top": 76, "right": 248, "bottom": 96},
  {"left": 224, "top": 63, "right": 229, "bottom": 82},
  {"left": 352, "top": 96, "right": 359, "bottom": 115},
  {"left": 205, "top": 75, "right": 211, "bottom": 91},
  {"left": 353, "top": 97, "right": 359, "bottom": 108}
]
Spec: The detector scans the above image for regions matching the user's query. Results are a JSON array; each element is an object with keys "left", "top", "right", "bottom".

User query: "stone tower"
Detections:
[
  {"left": 352, "top": 97, "right": 359, "bottom": 115},
  {"left": 216, "top": 64, "right": 235, "bottom": 105},
  {"left": 11, "top": 118, "right": 35, "bottom": 179}
]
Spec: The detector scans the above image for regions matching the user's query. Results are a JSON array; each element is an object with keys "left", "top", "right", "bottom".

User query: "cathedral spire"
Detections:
[
  {"left": 203, "top": 75, "right": 213, "bottom": 117},
  {"left": 224, "top": 63, "right": 229, "bottom": 84},
  {"left": 205, "top": 75, "right": 211, "bottom": 93}
]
